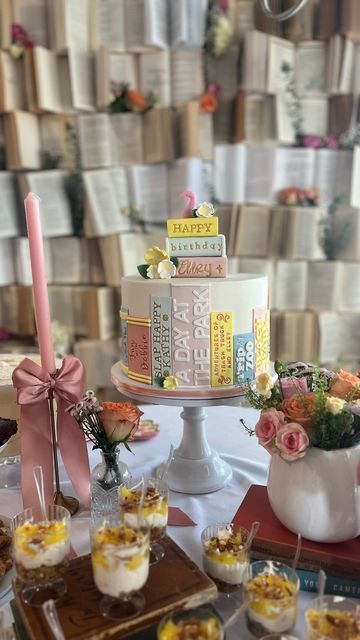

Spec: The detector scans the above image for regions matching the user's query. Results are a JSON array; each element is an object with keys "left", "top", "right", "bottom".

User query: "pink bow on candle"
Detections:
[{"left": 13, "top": 355, "right": 90, "bottom": 510}]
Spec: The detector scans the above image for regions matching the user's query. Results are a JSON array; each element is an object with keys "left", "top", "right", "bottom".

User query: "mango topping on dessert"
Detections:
[
  {"left": 245, "top": 574, "right": 297, "bottom": 619},
  {"left": 92, "top": 525, "right": 147, "bottom": 569},
  {"left": 120, "top": 486, "right": 168, "bottom": 517},
  {"left": 307, "top": 609, "right": 360, "bottom": 640},
  {"left": 94, "top": 525, "right": 141, "bottom": 547},
  {"left": 204, "top": 531, "right": 247, "bottom": 565},
  {"left": 14, "top": 520, "right": 68, "bottom": 555},
  {"left": 246, "top": 574, "right": 295, "bottom": 600},
  {"left": 159, "top": 617, "right": 220, "bottom": 640}
]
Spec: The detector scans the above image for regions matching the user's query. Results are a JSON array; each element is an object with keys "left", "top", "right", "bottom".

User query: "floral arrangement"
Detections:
[
  {"left": 299, "top": 134, "right": 338, "bottom": 150},
  {"left": 204, "top": 0, "right": 232, "bottom": 59},
  {"left": 67, "top": 391, "right": 143, "bottom": 455},
  {"left": 243, "top": 361, "right": 360, "bottom": 462},
  {"left": 278, "top": 187, "right": 320, "bottom": 207},
  {"left": 108, "top": 82, "right": 156, "bottom": 114},
  {"left": 9, "top": 24, "right": 33, "bottom": 59},
  {"left": 137, "top": 245, "right": 179, "bottom": 280}
]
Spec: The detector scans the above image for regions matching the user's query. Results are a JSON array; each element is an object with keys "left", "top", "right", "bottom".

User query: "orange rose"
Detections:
[
  {"left": 278, "top": 187, "right": 299, "bottom": 206},
  {"left": 101, "top": 402, "right": 143, "bottom": 443},
  {"left": 329, "top": 370, "right": 360, "bottom": 400},
  {"left": 127, "top": 89, "right": 147, "bottom": 111},
  {"left": 281, "top": 392, "right": 317, "bottom": 429},
  {"left": 199, "top": 92, "right": 218, "bottom": 113}
]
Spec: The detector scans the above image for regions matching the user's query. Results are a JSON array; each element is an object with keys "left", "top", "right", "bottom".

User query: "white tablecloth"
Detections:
[{"left": 0, "top": 404, "right": 312, "bottom": 638}]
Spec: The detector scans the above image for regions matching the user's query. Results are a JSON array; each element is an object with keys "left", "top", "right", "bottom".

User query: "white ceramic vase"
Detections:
[{"left": 267, "top": 444, "right": 360, "bottom": 543}]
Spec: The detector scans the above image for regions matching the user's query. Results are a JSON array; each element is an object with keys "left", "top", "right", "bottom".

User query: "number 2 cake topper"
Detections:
[{"left": 180, "top": 191, "right": 216, "bottom": 219}]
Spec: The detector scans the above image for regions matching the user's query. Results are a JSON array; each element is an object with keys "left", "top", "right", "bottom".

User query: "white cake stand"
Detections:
[{"left": 111, "top": 362, "right": 249, "bottom": 494}]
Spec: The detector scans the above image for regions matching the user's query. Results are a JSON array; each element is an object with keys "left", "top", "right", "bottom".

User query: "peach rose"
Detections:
[
  {"left": 127, "top": 89, "right": 147, "bottom": 111},
  {"left": 275, "top": 423, "right": 309, "bottom": 461},
  {"left": 101, "top": 402, "right": 143, "bottom": 443},
  {"left": 329, "top": 369, "right": 360, "bottom": 401},
  {"left": 199, "top": 92, "right": 218, "bottom": 113},
  {"left": 255, "top": 408, "right": 286, "bottom": 453},
  {"left": 281, "top": 392, "right": 317, "bottom": 429}
]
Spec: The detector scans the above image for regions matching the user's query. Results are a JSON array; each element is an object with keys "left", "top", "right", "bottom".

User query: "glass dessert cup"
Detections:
[
  {"left": 119, "top": 477, "right": 169, "bottom": 565},
  {"left": 90, "top": 515, "right": 150, "bottom": 620},
  {"left": 201, "top": 523, "right": 251, "bottom": 593},
  {"left": 243, "top": 560, "right": 300, "bottom": 638},
  {"left": 157, "top": 605, "right": 224, "bottom": 640},
  {"left": 12, "top": 505, "right": 70, "bottom": 606},
  {"left": 305, "top": 594, "right": 360, "bottom": 640}
]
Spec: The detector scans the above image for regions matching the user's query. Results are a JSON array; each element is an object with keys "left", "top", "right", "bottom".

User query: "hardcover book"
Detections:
[
  {"left": 233, "top": 484, "right": 360, "bottom": 581},
  {"left": 13, "top": 536, "right": 217, "bottom": 640}
]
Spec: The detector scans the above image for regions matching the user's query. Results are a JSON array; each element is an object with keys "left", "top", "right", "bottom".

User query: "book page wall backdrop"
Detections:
[{"left": 0, "top": 0, "right": 360, "bottom": 390}]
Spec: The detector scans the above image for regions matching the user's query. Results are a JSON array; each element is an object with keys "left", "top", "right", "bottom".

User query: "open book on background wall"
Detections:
[
  {"left": 96, "top": 48, "right": 138, "bottom": 110},
  {"left": 25, "top": 46, "right": 95, "bottom": 113},
  {"left": 0, "top": 52, "right": 27, "bottom": 112},
  {"left": 0, "top": 172, "right": 21, "bottom": 238},
  {"left": 17, "top": 170, "right": 74, "bottom": 237},
  {"left": 98, "top": 230, "right": 166, "bottom": 286},
  {"left": 83, "top": 167, "right": 131, "bottom": 236}
]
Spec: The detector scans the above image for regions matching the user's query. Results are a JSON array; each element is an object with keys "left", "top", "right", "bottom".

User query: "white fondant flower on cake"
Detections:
[
  {"left": 163, "top": 376, "right": 179, "bottom": 390},
  {"left": 144, "top": 246, "right": 169, "bottom": 266},
  {"left": 196, "top": 202, "right": 215, "bottom": 218},
  {"left": 146, "top": 264, "right": 160, "bottom": 279},
  {"left": 255, "top": 372, "right": 274, "bottom": 399},
  {"left": 158, "top": 259, "right": 177, "bottom": 279}
]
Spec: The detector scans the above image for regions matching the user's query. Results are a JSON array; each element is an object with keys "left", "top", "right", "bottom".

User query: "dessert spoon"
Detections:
[
  {"left": 42, "top": 599, "right": 66, "bottom": 640},
  {"left": 33, "top": 465, "right": 47, "bottom": 521}
]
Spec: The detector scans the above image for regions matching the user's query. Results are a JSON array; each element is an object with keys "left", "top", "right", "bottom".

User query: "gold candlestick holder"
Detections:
[{"left": 48, "top": 389, "right": 79, "bottom": 516}]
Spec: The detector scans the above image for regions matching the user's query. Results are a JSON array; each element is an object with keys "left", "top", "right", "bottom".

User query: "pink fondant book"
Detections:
[{"left": 175, "top": 257, "right": 227, "bottom": 278}]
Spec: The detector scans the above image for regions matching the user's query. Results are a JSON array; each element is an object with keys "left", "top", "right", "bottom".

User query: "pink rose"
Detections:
[
  {"left": 101, "top": 401, "right": 143, "bottom": 443},
  {"left": 302, "top": 135, "right": 322, "bottom": 149},
  {"left": 255, "top": 408, "right": 286, "bottom": 452},
  {"left": 275, "top": 423, "right": 309, "bottom": 461},
  {"left": 280, "top": 377, "right": 308, "bottom": 399}
]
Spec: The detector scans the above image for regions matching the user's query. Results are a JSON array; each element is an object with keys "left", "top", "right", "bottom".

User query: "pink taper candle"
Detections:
[{"left": 24, "top": 193, "right": 56, "bottom": 374}]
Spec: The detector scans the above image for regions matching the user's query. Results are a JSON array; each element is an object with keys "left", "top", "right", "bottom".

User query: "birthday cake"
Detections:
[{"left": 118, "top": 198, "right": 269, "bottom": 395}]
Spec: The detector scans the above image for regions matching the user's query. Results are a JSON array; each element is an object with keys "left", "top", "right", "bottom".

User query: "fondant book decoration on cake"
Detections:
[
  {"left": 233, "top": 485, "right": 360, "bottom": 582},
  {"left": 119, "top": 190, "right": 269, "bottom": 390}
]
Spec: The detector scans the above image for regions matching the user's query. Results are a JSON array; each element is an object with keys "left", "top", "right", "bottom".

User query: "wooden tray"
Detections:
[{"left": 13, "top": 535, "right": 218, "bottom": 640}]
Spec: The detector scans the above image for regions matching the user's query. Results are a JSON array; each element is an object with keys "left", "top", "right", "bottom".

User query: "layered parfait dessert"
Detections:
[
  {"left": 244, "top": 562, "right": 299, "bottom": 638},
  {"left": 13, "top": 508, "right": 70, "bottom": 586},
  {"left": 306, "top": 604, "right": 360, "bottom": 640},
  {"left": 91, "top": 524, "right": 150, "bottom": 598},
  {"left": 158, "top": 607, "right": 224, "bottom": 640},
  {"left": 201, "top": 523, "right": 250, "bottom": 592},
  {"left": 119, "top": 479, "right": 168, "bottom": 543}
]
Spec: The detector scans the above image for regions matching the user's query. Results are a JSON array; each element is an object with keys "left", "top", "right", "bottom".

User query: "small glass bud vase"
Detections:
[{"left": 90, "top": 449, "right": 131, "bottom": 524}]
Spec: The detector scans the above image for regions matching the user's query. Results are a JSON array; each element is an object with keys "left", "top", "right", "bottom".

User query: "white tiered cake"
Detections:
[{"left": 118, "top": 204, "right": 270, "bottom": 398}]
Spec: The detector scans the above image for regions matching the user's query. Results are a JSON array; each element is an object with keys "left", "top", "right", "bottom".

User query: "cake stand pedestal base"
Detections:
[
  {"left": 155, "top": 406, "right": 232, "bottom": 494},
  {"left": 111, "top": 363, "right": 250, "bottom": 495}
]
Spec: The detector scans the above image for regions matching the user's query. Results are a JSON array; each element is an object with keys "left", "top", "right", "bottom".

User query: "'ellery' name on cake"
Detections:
[
  {"left": 172, "top": 285, "right": 210, "bottom": 387},
  {"left": 175, "top": 257, "right": 227, "bottom": 278}
]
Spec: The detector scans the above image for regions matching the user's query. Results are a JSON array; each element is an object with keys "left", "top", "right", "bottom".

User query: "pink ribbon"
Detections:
[{"left": 12, "top": 355, "right": 90, "bottom": 510}]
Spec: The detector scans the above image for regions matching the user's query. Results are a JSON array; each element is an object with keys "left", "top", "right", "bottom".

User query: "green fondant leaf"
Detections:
[
  {"left": 137, "top": 264, "right": 149, "bottom": 279},
  {"left": 191, "top": 208, "right": 198, "bottom": 217},
  {"left": 154, "top": 376, "right": 165, "bottom": 387},
  {"left": 171, "top": 257, "right": 179, "bottom": 268}
]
